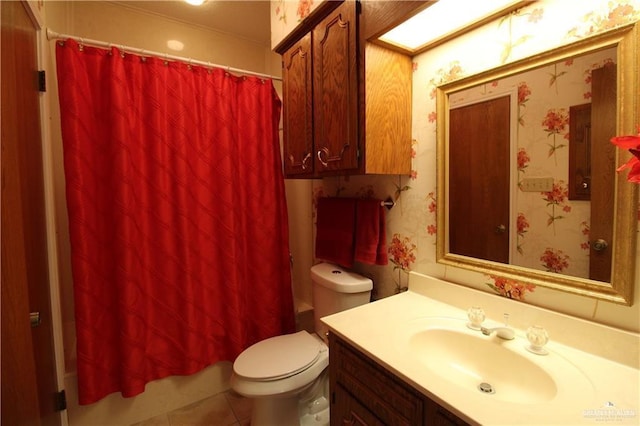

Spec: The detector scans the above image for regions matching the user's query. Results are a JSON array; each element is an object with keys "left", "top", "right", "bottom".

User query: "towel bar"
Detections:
[{"left": 381, "top": 198, "right": 395, "bottom": 209}]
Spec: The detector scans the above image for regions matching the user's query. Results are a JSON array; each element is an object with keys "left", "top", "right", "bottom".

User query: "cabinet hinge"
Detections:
[
  {"left": 38, "top": 70, "right": 46, "bottom": 92},
  {"left": 55, "top": 389, "right": 67, "bottom": 411}
]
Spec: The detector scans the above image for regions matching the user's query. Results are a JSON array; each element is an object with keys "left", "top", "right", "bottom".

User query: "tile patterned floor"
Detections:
[{"left": 131, "top": 390, "right": 252, "bottom": 426}]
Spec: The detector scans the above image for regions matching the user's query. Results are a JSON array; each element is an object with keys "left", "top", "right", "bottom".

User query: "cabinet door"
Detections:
[
  {"left": 330, "top": 335, "right": 423, "bottom": 426},
  {"left": 282, "top": 33, "right": 314, "bottom": 176},
  {"left": 333, "top": 383, "right": 385, "bottom": 426},
  {"left": 313, "top": 0, "right": 359, "bottom": 173},
  {"left": 424, "top": 398, "right": 470, "bottom": 426}
]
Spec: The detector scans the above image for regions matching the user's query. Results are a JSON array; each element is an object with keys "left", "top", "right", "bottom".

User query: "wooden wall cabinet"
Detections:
[
  {"left": 329, "top": 333, "right": 470, "bottom": 426},
  {"left": 282, "top": 33, "right": 314, "bottom": 176},
  {"left": 279, "top": 0, "right": 412, "bottom": 178}
]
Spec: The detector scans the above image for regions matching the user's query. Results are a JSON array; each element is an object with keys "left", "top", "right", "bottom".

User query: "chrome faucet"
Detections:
[{"left": 481, "top": 313, "right": 515, "bottom": 340}]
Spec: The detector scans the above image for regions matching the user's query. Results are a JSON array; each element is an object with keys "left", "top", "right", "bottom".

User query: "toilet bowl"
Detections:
[
  {"left": 230, "top": 331, "right": 329, "bottom": 425},
  {"left": 230, "top": 263, "right": 373, "bottom": 426}
]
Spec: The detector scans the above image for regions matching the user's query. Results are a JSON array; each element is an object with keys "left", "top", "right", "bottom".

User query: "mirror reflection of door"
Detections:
[
  {"left": 569, "top": 65, "right": 616, "bottom": 282},
  {"left": 449, "top": 95, "right": 511, "bottom": 264},
  {"left": 588, "top": 64, "right": 616, "bottom": 282}
]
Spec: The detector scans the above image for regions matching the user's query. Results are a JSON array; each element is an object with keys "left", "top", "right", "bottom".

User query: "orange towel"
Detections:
[
  {"left": 354, "top": 199, "right": 388, "bottom": 265},
  {"left": 315, "top": 197, "right": 356, "bottom": 267}
]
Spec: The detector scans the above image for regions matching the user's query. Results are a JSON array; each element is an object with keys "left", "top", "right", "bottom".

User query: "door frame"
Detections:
[
  {"left": 22, "top": 0, "right": 68, "bottom": 423},
  {"left": 447, "top": 88, "right": 518, "bottom": 263}
]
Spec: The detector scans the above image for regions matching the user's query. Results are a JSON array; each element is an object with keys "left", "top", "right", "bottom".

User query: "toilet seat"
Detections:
[{"left": 233, "top": 331, "right": 324, "bottom": 381}]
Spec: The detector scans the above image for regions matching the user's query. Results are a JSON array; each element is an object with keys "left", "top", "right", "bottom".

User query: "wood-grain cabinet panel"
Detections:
[
  {"left": 312, "top": 1, "right": 359, "bottom": 174},
  {"left": 282, "top": 33, "right": 314, "bottom": 176}
]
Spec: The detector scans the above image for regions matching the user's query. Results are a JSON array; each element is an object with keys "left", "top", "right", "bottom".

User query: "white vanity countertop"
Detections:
[{"left": 321, "top": 273, "right": 640, "bottom": 425}]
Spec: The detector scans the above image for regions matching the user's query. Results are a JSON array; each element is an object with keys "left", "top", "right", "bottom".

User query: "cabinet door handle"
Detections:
[
  {"left": 302, "top": 153, "right": 312, "bottom": 170},
  {"left": 289, "top": 152, "right": 312, "bottom": 171},
  {"left": 317, "top": 148, "right": 329, "bottom": 167},
  {"left": 317, "top": 144, "right": 350, "bottom": 169}
]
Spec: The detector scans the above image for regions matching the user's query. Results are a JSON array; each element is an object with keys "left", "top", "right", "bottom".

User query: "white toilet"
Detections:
[{"left": 230, "top": 262, "right": 373, "bottom": 426}]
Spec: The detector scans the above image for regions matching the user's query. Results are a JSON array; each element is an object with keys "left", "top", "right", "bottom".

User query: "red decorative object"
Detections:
[{"left": 610, "top": 126, "right": 640, "bottom": 183}]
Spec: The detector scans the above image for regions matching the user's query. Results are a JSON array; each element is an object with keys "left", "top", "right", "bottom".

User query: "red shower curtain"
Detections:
[{"left": 56, "top": 39, "right": 295, "bottom": 405}]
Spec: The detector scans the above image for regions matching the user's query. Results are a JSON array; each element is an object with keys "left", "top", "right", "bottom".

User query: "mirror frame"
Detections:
[{"left": 436, "top": 23, "right": 638, "bottom": 305}]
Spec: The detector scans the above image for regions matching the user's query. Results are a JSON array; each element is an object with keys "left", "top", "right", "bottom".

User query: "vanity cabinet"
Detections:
[
  {"left": 329, "top": 333, "right": 470, "bottom": 426},
  {"left": 279, "top": 0, "right": 413, "bottom": 178}
]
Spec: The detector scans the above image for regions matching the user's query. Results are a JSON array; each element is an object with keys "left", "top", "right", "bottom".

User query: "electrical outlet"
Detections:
[{"left": 521, "top": 177, "right": 554, "bottom": 192}]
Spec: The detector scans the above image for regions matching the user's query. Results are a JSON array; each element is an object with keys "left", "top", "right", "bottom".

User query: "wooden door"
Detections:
[
  {"left": 1, "top": 2, "right": 61, "bottom": 425},
  {"left": 448, "top": 96, "right": 511, "bottom": 264},
  {"left": 589, "top": 64, "right": 616, "bottom": 282},
  {"left": 313, "top": 0, "right": 359, "bottom": 174},
  {"left": 282, "top": 33, "right": 314, "bottom": 177}
]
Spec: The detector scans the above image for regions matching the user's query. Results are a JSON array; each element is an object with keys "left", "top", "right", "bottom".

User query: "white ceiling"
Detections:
[{"left": 113, "top": 0, "right": 272, "bottom": 45}]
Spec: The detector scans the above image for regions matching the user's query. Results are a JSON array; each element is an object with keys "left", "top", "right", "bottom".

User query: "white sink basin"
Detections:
[
  {"left": 409, "top": 327, "right": 557, "bottom": 404},
  {"left": 403, "top": 317, "right": 595, "bottom": 406}
]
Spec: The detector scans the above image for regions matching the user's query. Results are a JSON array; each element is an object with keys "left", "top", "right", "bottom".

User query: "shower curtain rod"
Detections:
[{"left": 46, "top": 28, "right": 283, "bottom": 82}]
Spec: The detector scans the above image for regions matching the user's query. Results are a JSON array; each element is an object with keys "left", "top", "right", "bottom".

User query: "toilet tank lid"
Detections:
[{"left": 311, "top": 263, "right": 373, "bottom": 293}]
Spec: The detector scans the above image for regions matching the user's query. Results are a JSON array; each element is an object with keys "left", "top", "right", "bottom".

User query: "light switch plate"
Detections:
[{"left": 521, "top": 177, "right": 554, "bottom": 192}]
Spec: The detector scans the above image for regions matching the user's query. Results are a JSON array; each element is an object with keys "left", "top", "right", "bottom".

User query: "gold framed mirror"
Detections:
[{"left": 436, "top": 23, "right": 638, "bottom": 305}]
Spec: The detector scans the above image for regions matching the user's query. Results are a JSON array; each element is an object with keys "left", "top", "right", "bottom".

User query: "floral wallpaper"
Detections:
[
  {"left": 309, "top": 0, "right": 640, "bottom": 305},
  {"left": 270, "top": 0, "right": 318, "bottom": 49}
]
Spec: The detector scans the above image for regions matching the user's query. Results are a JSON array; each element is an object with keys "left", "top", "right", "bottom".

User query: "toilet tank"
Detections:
[{"left": 311, "top": 263, "right": 373, "bottom": 340}]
